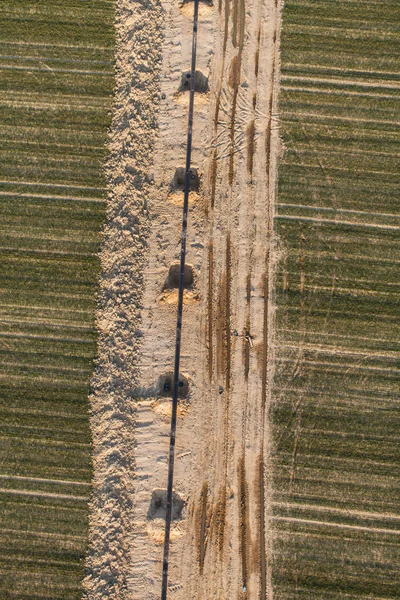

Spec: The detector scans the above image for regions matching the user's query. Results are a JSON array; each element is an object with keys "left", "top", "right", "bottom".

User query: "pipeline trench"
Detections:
[{"left": 128, "top": 0, "right": 282, "bottom": 597}]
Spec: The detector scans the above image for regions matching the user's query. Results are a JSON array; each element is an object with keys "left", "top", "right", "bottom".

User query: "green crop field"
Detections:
[
  {"left": 272, "top": 0, "right": 400, "bottom": 597},
  {"left": 0, "top": 1, "right": 115, "bottom": 597}
]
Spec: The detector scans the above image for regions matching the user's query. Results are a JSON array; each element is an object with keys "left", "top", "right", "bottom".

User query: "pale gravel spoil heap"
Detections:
[{"left": 82, "top": 0, "right": 163, "bottom": 597}]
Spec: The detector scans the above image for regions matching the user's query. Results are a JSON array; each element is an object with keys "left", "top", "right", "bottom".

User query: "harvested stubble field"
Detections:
[
  {"left": 0, "top": 0, "right": 114, "bottom": 597},
  {"left": 272, "top": 0, "right": 400, "bottom": 598}
]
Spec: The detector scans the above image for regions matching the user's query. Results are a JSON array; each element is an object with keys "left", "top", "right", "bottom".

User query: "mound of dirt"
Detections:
[
  {"left": 181, "top": 0, "right": 213, "bottom": 5},
  {"left": 172, "top": 167, "right": 200, "bottom": 192},
  {"left": 163, "top": 263, "right": 194, "bottom": 289},
  {"left": 158, "top": 372, "right": 189, "bottom": 398},
  {"left": 179, "top": 70, "right": 209, "bottom": 93},
  {"left": 147, "top": 489, "right": 185, "bottom": 520}
]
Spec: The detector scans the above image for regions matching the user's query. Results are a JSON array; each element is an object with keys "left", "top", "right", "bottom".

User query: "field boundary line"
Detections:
[
  {"left": 0, "top": 527, "right": 86, "bottom": 540},
  {"left": 272, "top": 516, "right": 400, "bottom": 536},
  {"left": 283, "top": 63, "right": 400, "bottom": 79},
  {"left": 0, "top": 40, "right": 111, "bottom": 50},
  {"left": 0, "top": 331, "right": 93, "bottom": 343},
  {"left": 0, "top": 474, "right": 90, "bottom": 487},
  {"left": 273, "top": 502, "right": 400, "bottom": 522},
  {"left": 0, "top": 487, "right": 88, "bottom": 501},
  {"left": 281, "top": 85, "right": 398, "bottom": 100},
  {"left": 277, "top": 214, "right": 400, "bottom": 231},
  {"left": 0, "top": 192, "right": 105, "bottom": 203},
  {"left": 0, "top": 180, "right": 103, "bottom": 191},
  {"left": 0, "top": 65, "right": 112, "bottom": 76},
  {"left": 0, "top": 54, "right": 110, "bottom": 65},
  {"left": 282, "top": 74, "right": 400, "bottom": 90},
  {"left": 277, "top": 203, "right": 400, "bottom": 220},
  {"left": 282, "top": 113, "right": 400, "bottom": 126}
]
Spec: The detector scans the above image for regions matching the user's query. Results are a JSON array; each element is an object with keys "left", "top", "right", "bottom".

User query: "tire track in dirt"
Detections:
[
  {"left": 199, "top": 484, "right": 208, "bottom": 569},
  {"left": 235, "top": 0, "right": 281, "bottom": 595},
  {"left": 189, "top": 0, "right": 244, "bottom": 591},
  {"left": 213, "top": 0, "right": 230, "bottom": 135},
  {"left": 225, "top": 233, "right": 232, "bottom": 393},
  {"left": 155, "top": 0, "right": 282, "bottom": 596},
  {"left": 238, "top": 6, "right": 263, "bottom": 590},
  {"left": 227, "top": 0, "right": 245, "bottom": 185},
  {"left": 204, "top": 0, "right": 280, "bottom": 596},
  {"left": 207, "top": 240, "right": 214, "bottom": 382},
  {"left": 204, "top": 1, "right": 236, "bottom": 586},
  {"left": 195, "top": 481, "right": 209, "bottom": 572},
  {"left": 258, "top": 8, "right": 281, "bottom": 598},
  {"left": 242, "top": 13, "right": 262, "bottom": 599},
  {"left": 238, "top": 456, "right": 250, "bottom": 596}
]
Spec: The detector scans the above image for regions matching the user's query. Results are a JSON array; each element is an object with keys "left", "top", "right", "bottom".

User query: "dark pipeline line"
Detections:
[{"left": 161, "top": 0, "right": 200, "bottom": 598}]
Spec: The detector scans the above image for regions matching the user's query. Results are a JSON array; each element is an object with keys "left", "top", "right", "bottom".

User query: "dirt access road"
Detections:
[{"left": 84, "top": 0, "right": 282, "bottom": 598}]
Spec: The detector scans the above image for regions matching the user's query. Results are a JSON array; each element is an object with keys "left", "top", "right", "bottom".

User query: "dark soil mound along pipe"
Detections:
[
  {"left": 163, "top": 263, "right": 194, "bottom": 290},
  {"left": 179, "top": 70, "right": 209, "bottom": 93},
  {"left": 147, "top": 489, "right": 185, "bottom": 520},
  {"left": 157, "top": 372, "right": 189, "bottom": 399},
  {"left": 172, "top": 167, "right": 200, "bottom": 192},
  {"left": 180, "top": 0, "right": 214, "bottom": 6}
]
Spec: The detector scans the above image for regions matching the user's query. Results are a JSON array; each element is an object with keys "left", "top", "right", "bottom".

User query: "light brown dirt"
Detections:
[{"left": 83, "top": 0, "right": 283, "bottom": 597}]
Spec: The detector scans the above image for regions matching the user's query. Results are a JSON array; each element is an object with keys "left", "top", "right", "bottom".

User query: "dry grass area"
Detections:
[{"left": 272, "top": 0, "right": 400, "bottom": 597}]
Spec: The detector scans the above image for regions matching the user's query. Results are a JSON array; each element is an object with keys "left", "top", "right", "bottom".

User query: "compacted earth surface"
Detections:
[
  {"left": 85, "top": 0, "right": 400, "bottom": 599},
  {"left": 85, "top": 0, "right": 281, "bottom": 597}
]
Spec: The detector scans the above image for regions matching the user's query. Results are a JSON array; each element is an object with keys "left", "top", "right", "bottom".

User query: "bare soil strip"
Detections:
[
  {"left": 82, "top": 0, "right": 163, "bottom": 597},
  {"left": 85, "top": 0, "right": 282, "bottom": 597},
  {"left": 161, "top": 2, "right": 200, "bottom": 596}
]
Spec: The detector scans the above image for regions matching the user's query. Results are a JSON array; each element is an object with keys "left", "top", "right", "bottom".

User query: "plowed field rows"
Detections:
[
  {"left": 0, "top": 1, "right": 114, "bottom": 597},
  {"left": 272, "top": 0, "right": 400, "bottom": 597}
]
